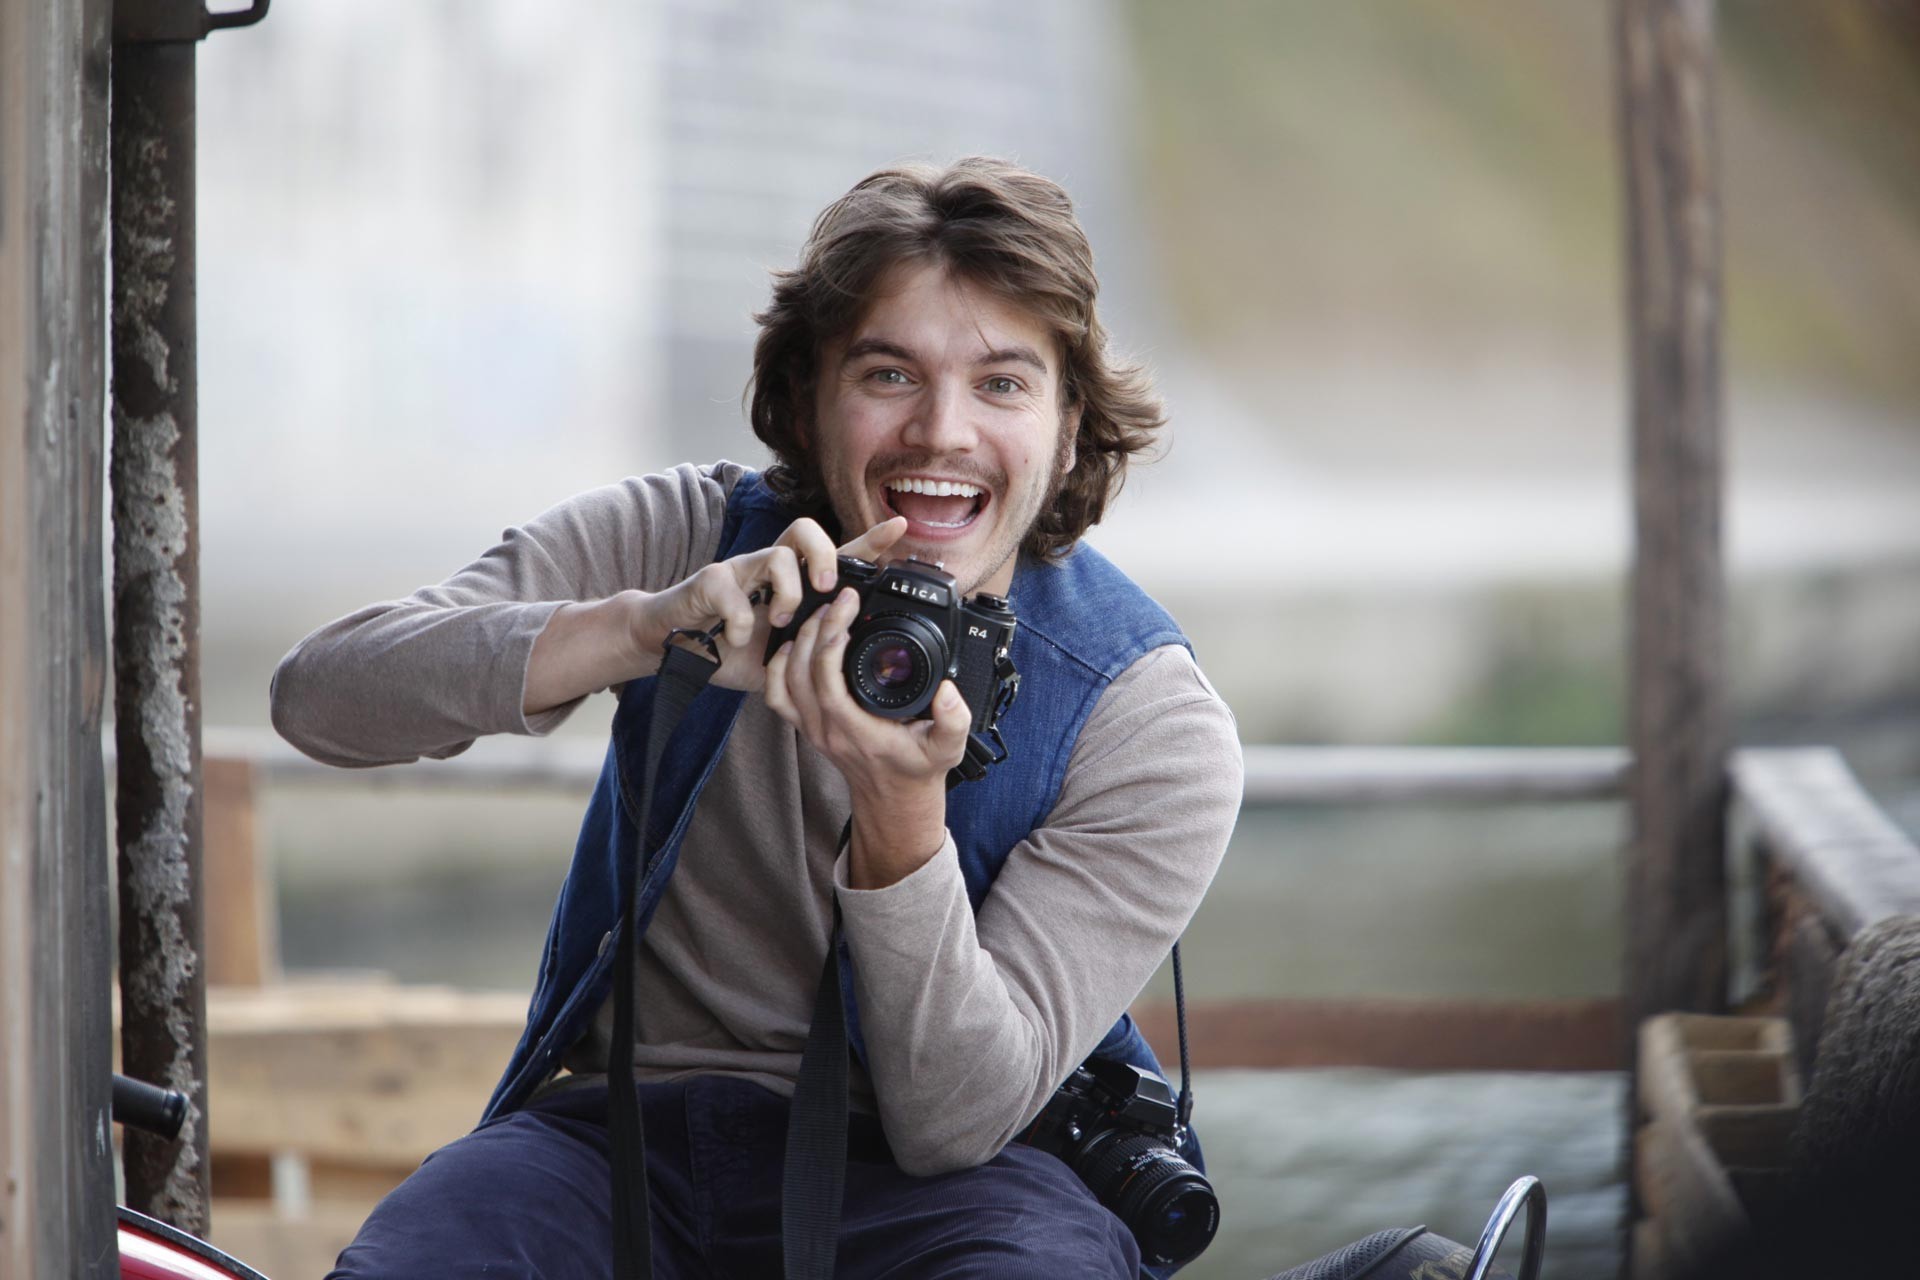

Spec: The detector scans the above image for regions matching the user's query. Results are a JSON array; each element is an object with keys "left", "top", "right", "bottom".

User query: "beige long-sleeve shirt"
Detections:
[{"left": 270, "top": 461, "right": 1241, "bottom": 1174}]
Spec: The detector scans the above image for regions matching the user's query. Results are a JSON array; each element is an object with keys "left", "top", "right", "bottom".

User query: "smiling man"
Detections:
[{"left": 273, "top": 158, "right": 1242, "bottom": 1280}]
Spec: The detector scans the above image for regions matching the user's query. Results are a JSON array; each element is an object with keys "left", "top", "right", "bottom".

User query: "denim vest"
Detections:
[{"left": 482, "top": 471, "right": 1200, "bottom": 1171}]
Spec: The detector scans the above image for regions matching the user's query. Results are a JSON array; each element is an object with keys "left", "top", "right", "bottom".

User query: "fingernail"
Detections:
[{"left": 774, "top": 611, "right": 794, "bottom": 627}]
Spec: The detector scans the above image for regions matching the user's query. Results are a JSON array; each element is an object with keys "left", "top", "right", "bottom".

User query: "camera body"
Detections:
[
  {"left": 765, "top": 555, "right": 1020, "bottom": 782},
  {"left": 1022, "top": 1057, "right": 1220, "bottom": 1267}
]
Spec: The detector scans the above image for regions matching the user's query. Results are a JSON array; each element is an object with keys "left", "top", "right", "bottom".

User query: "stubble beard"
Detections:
[{"left": 814, "top": 412, "right": 1078, "bottom": 596}]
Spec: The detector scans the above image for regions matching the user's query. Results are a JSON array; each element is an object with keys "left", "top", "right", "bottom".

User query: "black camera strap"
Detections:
[
  {"left": 610, "top": 632, "right": 724, "bottom": 1280},
  {"left": 610, "top": 619, "right": 855, "bottom": 1280},
  {"left": 781, "top": 824, "right": 853, "bottom": 1280}
]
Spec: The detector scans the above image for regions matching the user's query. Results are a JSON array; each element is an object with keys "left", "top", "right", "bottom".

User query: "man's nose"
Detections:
[{"left": 902, "top": 380, "right": 977, "bottom": 453}]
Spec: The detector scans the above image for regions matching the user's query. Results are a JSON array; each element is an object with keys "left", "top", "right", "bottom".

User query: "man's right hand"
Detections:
[
  {"left": 628, "top": 515, "right": 908, "bottom": 693},
  {"left": 522, "top": 515, "right": 908, "bottom": 715}
]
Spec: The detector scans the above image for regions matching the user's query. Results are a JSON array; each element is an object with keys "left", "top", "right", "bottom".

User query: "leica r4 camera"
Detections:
[
  {"left": 1022, "top": 1058, "right": 1220, "bottom": 1267},
  {"left": 766, "top": 555, "right": 1020, "bottom": 782}
]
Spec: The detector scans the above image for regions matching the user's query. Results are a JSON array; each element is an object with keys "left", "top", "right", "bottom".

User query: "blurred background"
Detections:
[{"left": 181, "top": 2, "right": 1920, "bottom": 1275}]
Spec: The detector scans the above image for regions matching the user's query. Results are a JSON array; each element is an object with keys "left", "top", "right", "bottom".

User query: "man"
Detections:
[{"left": 273, "top": 157, "right": 1242, "bottom": 1278}]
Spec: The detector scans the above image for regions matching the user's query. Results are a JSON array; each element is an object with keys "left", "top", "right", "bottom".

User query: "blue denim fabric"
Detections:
[{"left": 480, "top": 471, "right": 1206, "bottom": 1213}]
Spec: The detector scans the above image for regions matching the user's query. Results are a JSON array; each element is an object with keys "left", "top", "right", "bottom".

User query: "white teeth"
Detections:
[{"left": 886, "top": 477, "right": 981, "bottom": 498}]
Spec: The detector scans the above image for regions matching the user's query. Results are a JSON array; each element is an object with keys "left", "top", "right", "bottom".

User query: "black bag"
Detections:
[{"left": 1264, "top": 1176, "right": 1543, "bottom": 1280}]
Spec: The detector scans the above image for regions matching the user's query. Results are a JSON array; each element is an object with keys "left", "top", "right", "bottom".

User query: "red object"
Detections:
[{"left": 117, "top": 1208, "right": 268, "bottom": 1280}]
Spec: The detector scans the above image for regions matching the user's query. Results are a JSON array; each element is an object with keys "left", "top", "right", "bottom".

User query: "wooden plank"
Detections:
[
  {"left": 204, "top": 984, "right": 526, "bottom": 1164},
  {"left": 1129, "top": 996, "right": 1624, "bottom": 1072},
  {"left": 1240, "top": 745, "right": 1629, "bottom": 804},
  {"left": 1634, "top": 1117, "right": 1748, "bottom": 1270},
  {"left": 0, "top": 0, "right": 116, "bottom": 1274},
  {"left": 200, "top": 729, "right": 1636, "bottom": 806},
  {"left": 204, "top": 756, "right": 276, "bottom": 987},
  {"left": 1735, "top": 748, "right": 1920, "bottom": 939},
  {"left": 1618, "top": 0, "right": 1731, "bottom": 1029},
  {"left": 207, "top": 1200, "right": 367, "bottom": 1280}
]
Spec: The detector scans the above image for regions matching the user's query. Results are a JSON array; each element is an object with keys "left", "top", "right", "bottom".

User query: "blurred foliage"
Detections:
[
  {"left": 1121, "top": 0, "right": 1920, "bottom": 408},
  {"left": 1413, "top": 584, "right": 1626, "bottom": 746}
]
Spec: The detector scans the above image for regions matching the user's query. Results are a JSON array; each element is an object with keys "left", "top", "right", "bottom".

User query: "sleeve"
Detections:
[
  {"left": 834, "top": 644, "right": 1242, "bottom": 1174},
  {"left": 268, "top": 461, "right": 743, "bottom": 767}
]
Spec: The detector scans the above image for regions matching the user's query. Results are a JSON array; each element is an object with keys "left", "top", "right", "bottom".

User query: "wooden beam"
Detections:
[
  {"left": 0, "top": 0, "right": 117, "bottom": 1273},
  {"left": 203, "top": 984, "right": 525, "bottom": 1165},
  {"left": 1129, "top": 997, "right": 1624, "bottom": 1072},
  {"left": 205, "top": 757, "right": 277, "bottom": 987},
  {"left": 1734, "top": 748, "right": 1920, "bottom": 940},
  {"left": 1618, "top": 0, "right": 1729, "bottom": 1030}
]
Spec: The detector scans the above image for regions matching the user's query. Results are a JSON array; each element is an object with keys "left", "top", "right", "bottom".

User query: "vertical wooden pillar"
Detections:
[
  {"left": 0, "top": 0, "right": 119, "bottom": 1274},
  {"left": 1617, "top": 0, "right": 1729, "bottom": 1024},
  {"left": 204, "top": 757, "right": 277, "bottom": 987}
]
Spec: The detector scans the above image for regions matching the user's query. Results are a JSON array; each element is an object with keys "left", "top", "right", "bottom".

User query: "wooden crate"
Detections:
[{"left": 1631, "top": 1013, "right": 1800, "bottom": 1279}]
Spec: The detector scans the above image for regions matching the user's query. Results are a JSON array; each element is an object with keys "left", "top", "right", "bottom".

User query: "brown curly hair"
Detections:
[{"left": 747, "top": 157, "right": 1164, "bottom": 563}]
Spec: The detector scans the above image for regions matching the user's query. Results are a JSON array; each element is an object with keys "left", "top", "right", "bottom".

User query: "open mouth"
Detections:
[{"left": 881, "top": 477, "right": 989, "bottom": 532}]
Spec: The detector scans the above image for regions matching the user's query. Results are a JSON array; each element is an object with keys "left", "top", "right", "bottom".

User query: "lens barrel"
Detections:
[
  {"left": 845, "top": 613, "right": 949, "bottom": 719},
  {"left": 1074, "top": 1131, "right": 1220, "bottom": 1266}
]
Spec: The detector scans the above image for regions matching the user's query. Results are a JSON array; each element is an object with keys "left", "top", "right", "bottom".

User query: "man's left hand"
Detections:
[{"left": 763, "top": 586, "right": 971, "bottom": 888}]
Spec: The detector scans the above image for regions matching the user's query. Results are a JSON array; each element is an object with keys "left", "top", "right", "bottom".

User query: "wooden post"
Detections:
[
  {"left": 1618, "top": 0, "right": 1729, "bottom": 1033},
  {"left": 205, "top": 757, "right": 278, "bottom": 987},
  {"left": 0, "top": 0, "right": 119, "bottom": 1273}
]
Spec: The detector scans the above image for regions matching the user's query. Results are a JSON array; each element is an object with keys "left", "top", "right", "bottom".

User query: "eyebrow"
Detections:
[{"left": 840, "top": 337, "right": 1051, "bottom": 375}]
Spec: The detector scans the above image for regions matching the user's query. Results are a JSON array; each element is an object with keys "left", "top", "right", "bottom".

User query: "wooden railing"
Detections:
[
  {"left": 1729, "top": 748, "right": 1920, "bottom": 1085},
  {"left": 174, "top": 733, "right": 1918, "bottom": 1274}
]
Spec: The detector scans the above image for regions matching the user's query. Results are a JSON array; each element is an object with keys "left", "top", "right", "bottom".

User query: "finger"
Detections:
[
  {"left": 783, "top": 611, "right": 827, "bottom": 737},
  {"left": 763, "top": 641, "right": 799, "bottom": 727},
  {"left": 691, "top": 563, "right": 756, "bottom": 651},
  {"left": 753, "top": 546, "right": 804, "bottom": 629},
  {"left": 810, "top": 587, "right": 861, "bottom": 701},
  {"left": 713, "top": 568, "right": 759, "bottom": 654},
  {"left": 839, "top": 516, "right": 908, "bottom": 565},
  {"left": 777, "top": 517, "right": 841, "bottom": 593}
]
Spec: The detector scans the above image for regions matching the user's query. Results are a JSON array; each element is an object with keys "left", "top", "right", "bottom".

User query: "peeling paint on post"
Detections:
[{"left": 110, "top": 36, "right": 210, "bottom": 1234}]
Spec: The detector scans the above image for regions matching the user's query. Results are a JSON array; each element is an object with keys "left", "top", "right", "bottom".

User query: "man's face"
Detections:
[{"left": 812, "top": 262, "right": 1078, "bottom": 598}]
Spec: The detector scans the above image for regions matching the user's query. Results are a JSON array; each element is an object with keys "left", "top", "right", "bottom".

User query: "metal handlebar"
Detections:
[
  {"left": 1465, "top": 1175, "right": 1547, "bottom": 1280},
  {"left": 111, "top": 1072, "right": 190, "bottom": 1140}
]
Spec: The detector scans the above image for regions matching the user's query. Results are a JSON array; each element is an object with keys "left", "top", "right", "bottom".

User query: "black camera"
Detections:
[
  {"left": 765, "top": 555, "right": 1020, "bottom": 782},
  {"left": 1022, "top": 1058, "right": 1220, "bottom": 1268}
]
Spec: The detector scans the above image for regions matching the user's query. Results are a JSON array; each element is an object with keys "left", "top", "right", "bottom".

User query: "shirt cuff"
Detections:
[{"left": 833, "top": 830, "right": 966, "bottom": 921}]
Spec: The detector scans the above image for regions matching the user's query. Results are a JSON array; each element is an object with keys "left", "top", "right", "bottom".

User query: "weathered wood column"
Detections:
[
  {"left": 1, "top": 0, "right": 119, "bottom": 1273},
  {"left": 1616, "top": 0, "right": 1728, "bottom": 1024}
]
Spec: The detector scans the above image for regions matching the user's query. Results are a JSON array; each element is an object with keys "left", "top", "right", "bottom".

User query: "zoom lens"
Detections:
[
  {"left": 1074, "top": 1131, "right": 1219, "bottom": 1267},
  {"left": 845, "top": 614, "right": 948, "bottom": 719}
]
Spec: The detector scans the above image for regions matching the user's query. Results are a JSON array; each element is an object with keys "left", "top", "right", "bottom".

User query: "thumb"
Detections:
[{"left": 924, "top": 681, "right": 972, "bottom": 761}]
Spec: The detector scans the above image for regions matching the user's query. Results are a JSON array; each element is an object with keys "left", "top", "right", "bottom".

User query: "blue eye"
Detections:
[
  {"left": 985, "top": 376, "right": 1020, "bottom": 394},
  {"left": 871, "top": 368, "right": 909, "bottom": 384}
]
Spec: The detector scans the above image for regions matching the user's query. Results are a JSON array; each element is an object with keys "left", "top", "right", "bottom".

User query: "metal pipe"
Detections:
[{"left": 110, "top": 32, "right": 210, "bottom": 1236}]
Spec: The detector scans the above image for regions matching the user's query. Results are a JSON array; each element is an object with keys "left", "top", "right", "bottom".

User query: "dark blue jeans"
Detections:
[{"left": 326, "top": 1075, "right": 1140, "bottom": 1279}]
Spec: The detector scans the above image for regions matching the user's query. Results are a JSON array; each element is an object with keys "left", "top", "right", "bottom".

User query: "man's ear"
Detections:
[{"left": 1059, "top": 402, "right": 1083, "bottom": 477}]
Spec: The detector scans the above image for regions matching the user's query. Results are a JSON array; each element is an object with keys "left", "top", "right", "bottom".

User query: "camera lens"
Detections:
[
  {"left": 1073, "top": 1132, "right": 1219, "bottom": 1267},
  {"left": 845, "top": 613, "right": 948, "bottom": 719},
  {"left": 867, "top": 640, "right": 918, "bottom": 690}
]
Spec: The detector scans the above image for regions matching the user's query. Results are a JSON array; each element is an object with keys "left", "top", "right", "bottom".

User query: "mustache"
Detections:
[{"left": 866, "top": 453, "right": 1003, "bottom": 492}]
